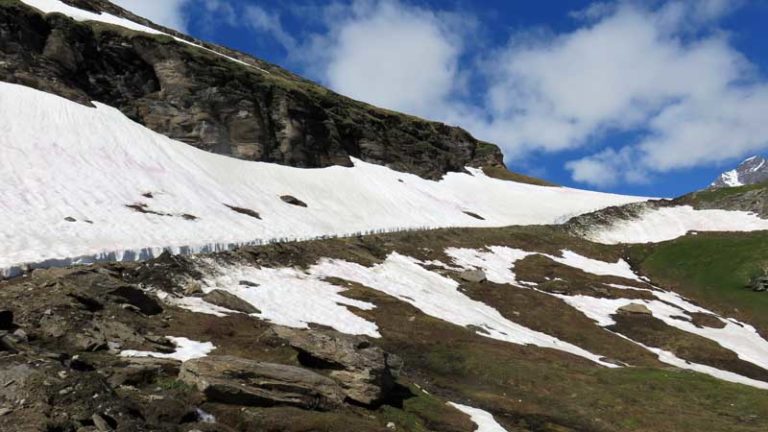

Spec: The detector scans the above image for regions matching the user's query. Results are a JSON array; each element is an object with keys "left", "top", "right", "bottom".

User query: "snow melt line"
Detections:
[
  {"left": 448, "top": 403, "right": 509, "bottom": 432},
  {"left": 119, "top": 336, "right": 215, "bottom": 362},
  {"left": 19, "top": 0, "right": 270, "bottom": 74}
]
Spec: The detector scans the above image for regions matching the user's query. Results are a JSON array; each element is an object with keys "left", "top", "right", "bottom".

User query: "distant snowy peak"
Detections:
[{"left": 710, "top": 156, "right": 768, "bottom": 188}]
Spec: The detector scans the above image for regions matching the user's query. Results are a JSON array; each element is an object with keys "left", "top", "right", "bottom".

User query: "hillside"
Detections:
[
  {"left": 1, "top": 0, "right": 503, "bottom": 180},
  {"left": 5, "top": 227, "right": 768, "bottom": 431},
  {"left": 3, "top": 1, "right": 768, "bottom": 432}
]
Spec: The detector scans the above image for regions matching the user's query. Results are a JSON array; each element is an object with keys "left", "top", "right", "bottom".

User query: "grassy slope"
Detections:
[{"left": 630, "top": 231, "right": 768, "bottom": 332}]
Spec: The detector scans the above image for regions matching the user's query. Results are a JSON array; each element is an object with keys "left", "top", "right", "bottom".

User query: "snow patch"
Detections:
[
  {"left": 120, "top": 337, "right": 214, "bottom": 362},
  {"left": 448, "top": 403, "right": 508, "bottom": 432},
  {"left": 310, "top": 253, "right": 618, "bottom": 367},
  {"left": 202, "top": 263, "right": 380, "bottom": 337},
  {"left": 588, "top": 206, "right": 768, "bottom": 244},
  {"left": 445, "top": 247, "right": 639, "bottom": 285}
]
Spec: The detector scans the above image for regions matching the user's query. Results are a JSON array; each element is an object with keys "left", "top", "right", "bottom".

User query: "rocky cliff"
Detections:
[{"left": 0, "top": 0, "right": 504, "bottom": 179}]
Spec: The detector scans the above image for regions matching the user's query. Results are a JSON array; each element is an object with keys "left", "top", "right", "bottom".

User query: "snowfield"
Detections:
[
  {"left": 586, "top": 205, "right": 768, "bottom": 244},
  {"left": 0, "top": 82, "right": 645, "bottom": 277}
]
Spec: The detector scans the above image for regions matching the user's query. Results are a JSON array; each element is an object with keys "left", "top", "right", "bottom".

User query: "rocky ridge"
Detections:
[
  {"left": 0, "top": 0, "right": 504, "bottom": 180},
  {"left": 711, "top": 156, "right": 768, "bottom": 188}
]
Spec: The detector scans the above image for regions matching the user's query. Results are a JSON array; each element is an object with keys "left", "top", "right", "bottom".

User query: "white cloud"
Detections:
[
  {"left": 244, "top": 5, "right": 297, "bottom": 53},
  {"left": 110, "top": 0, "right": 190, "bottom": 31},
  {"left": 301, "top": 0, "right": 467, "bottom": 118}
]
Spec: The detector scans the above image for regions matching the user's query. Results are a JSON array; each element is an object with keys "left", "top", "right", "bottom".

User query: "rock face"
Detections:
[
  {"left": 0, "top": 0, "right": 505, "bottom": 180},
  {"left": 179, "top": 355, "right": 345, "bottom": 410},
  {"left": 202, "top": 289, "right": 260, "bottom": 314},
  {"left": 271, "top": 326, "right": 403, "bottom": 405},
  {"left": 711, "top": 156, "right": 768, "bottom": 188}
]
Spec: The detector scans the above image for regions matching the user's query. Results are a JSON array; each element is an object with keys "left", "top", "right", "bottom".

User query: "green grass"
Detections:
[
  {"left": 630, "top": 232, "right": 768, "bottom": 329},
  {"left": 681, "top": 182, "right": 768, "bottom": 203}
]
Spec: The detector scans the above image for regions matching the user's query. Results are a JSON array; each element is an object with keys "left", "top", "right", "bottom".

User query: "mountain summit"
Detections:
[{"left": 711, "top": 155, "right": 768, "bottom": 188}]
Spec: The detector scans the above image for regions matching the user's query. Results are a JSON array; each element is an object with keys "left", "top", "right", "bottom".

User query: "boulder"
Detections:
[
  {"left": 749, "top": 276, "right": 768, "bottom": 292},
  {"left": 202, "top": 290, "right": 260, "bottom": 314},
  {"left": 271, "top": 326, "right": 403, "bottom": 405},
  {"left": 459, "top": 270, "right": 486, "bottom": 283},
  {"left": 280, "top": 195, "right": 308, "bottom": 208},
  {"left": 179, "top": 355, "right": 344, "bottom": 410},
  {"left": 618, "top": 303, "right": 652, "bottom": 315}
]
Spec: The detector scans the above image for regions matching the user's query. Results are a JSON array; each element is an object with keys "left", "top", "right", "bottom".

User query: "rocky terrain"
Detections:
[
  {"left": 4, "top": 227, "right": 768, "bottom": 431},
  {"left": 0, "top": 0, "right": 503, "bottom": 180}
]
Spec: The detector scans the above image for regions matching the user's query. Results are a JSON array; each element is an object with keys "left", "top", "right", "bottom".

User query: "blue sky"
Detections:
[{"left": 115, "top": 0, "right": 768, "bottom": 197}]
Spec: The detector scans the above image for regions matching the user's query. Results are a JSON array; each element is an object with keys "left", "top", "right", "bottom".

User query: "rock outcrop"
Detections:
[
  {"left": 271, "top": 326, "right": 403, "bottom": 406},
  {"left": 0, "top": 0, "right": 505, "bottom": 180},
  {"left": 179, "top": 355, "right": 345, "bottom": 410}
]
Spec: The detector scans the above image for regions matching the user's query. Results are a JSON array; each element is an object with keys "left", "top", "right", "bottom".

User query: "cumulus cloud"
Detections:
[
  {"left": 303, "top": 0, "right": 467, "bottom": 117},
  {"left": 111, "top": 0, "right": 191, "bottom": 31}
]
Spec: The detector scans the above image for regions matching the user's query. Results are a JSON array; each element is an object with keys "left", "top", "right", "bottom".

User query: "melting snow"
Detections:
[
  {"left": 309, "top": 253, "right": 618, "bottom": 367},
  {"left": 0, "top": 82, "right": 643, "bottom": 277},
  {"left": 174, "top": 253, "right": 619, "bottom": 367},
  {"left": 448, "top": 403, "right": 508, "bottom": 432},
  {"left": 445, "top": 247, "right": 639, "bottom": 285},
  {"left": 202, "top": 263, "right": 380, "bottom": 337},
  {"left": 588, "top": 206, "right": 768, "bottom": 244},
  {"left": 120, "top": 336, "right": 214, "bottom": 362},
  {"left": 444, "top": 245, "right": 768, "bottom": 390}
]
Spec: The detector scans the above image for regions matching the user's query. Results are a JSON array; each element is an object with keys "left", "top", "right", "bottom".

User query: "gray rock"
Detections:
[
  {"left": 459, "top": 270, "right": 487, "bottom": 283},
  {"left": 202, "top": 290, "right": 260, "bottom": 314},
  {"left": 179, "top": 355, "right": 344, "bottom": 410},
  {"left": 271, "top": 326, "right": 402, "bottom": 405},
  {"left": 91, "top": 413, "right": 113, "bottom": 431},
  {"left": 618, "top": 303, "right": 652, "bottom": 315}
]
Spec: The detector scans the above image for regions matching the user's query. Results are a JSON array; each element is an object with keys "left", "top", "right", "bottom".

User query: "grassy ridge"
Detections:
[{"left": 631, "top": 232, "right": 768, "bottom": 330}]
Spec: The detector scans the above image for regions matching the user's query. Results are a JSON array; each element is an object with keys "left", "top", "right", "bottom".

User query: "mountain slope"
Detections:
[
  {"left": 0, "top": 81, "right": 645, "bottom": 278},
  {"left": 711, "top": 156, "right": 768, "bottom": 188},
  {"left": 5, "top": 226, "right": 768, "bottom": 431},
  {"left": 3, "top": 0, "right": 503, "bottom": 180}
]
